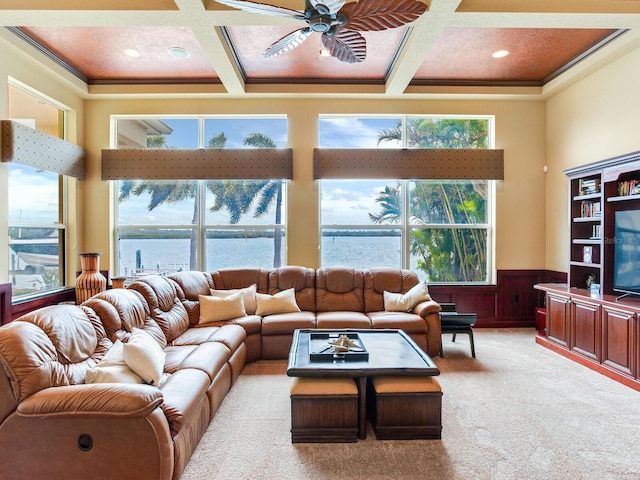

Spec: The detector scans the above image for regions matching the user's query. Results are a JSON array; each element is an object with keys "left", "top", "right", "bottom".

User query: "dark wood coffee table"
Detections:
[{"left": 287, "top": 328, "right": 440, "bottom": 439}]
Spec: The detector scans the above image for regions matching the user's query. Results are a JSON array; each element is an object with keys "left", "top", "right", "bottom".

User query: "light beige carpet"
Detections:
[{"left": 181, "top": 329, "right": 640, "bottom": 480}]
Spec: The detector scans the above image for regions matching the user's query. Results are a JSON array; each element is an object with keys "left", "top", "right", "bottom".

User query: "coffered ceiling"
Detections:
[{"left": 2, "top": 0, "right": 640, "bottom": 98}]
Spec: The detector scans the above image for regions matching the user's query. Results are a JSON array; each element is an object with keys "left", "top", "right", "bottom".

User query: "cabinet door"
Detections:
[
  {"left": 547, "top": 293, "right": 570, "bottom": 348},
  {"left": 601, "top": 305, "right": 636, "bottom": 378},
  {"left": 570, "top": 298, "right": 601, "bottom": 362}
]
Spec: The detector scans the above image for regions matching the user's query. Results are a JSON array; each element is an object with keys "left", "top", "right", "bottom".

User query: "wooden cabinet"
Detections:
[
  {"left": 570, "top": 297, "right": 601, "bottom": 362},
  {"left": 601, "top": 304, "right": 636, "bottom": 378},
  {"left": 535, "top": 284, "right": 640, "bottom": 390},
  {"left": 546, "top": 293, "right": 570, "bottom": 348}
]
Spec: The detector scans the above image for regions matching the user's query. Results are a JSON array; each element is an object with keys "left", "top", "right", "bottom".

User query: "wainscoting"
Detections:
[{"left": 429, "top": 269, "right": 567, "bottom": 328}]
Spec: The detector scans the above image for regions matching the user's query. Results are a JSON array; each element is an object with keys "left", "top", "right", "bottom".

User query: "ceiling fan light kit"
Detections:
[{"left": 216, "top": 0, "right": 427, "bottom": 63}]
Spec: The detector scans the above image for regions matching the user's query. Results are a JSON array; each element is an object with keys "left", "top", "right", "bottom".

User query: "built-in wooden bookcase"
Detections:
[
  {"left": 567, "top": 169, "right": 603, "bottom": 290},
  {"left": 565, "top": 151, "right": 640, "bottom": 295}
]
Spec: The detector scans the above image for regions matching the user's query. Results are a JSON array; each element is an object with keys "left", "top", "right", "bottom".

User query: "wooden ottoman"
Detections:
[
  {"left": 290, "top": 377, "right": 359, "bottom": 443},
  {"left": 368, "top": 376, "right": 442, "bottom": 440}
]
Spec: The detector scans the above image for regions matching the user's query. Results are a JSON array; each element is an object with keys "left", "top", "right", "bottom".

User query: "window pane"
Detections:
[
  {"left": 319, "top": 117, "right": 402, "bottom": 148},
  {"left": 409, "top": 180, "right": 488, "bottom": 225},
  {"left": 7, "top": 164, "right": 60, "bottom": 224},
  {"left": 117, "top": 229, "right": 193, "bottom": 278},
  {"left": 116, "top": 118, "right": 198, "bottom": 148},
  {"left": 9, "top": 228, "right": 62, "bottom": 295},
  {"left": 204, "top": 118, "right": 287, "bottom": 148},
  {"left": 410, "top": 228, "right": 488, "bottom": 282},
  {"left": 406, "top": 117, "right": 489, "bottom": 149},
  {"left": 205, "top": 229, "right": 285, "bottom": 269},
  {"left": 117, "top": 180, "right": 198, "bottom": 225},
  {"left": 321, "top": 180, "right": 401, "bottom": 225},
  {"left": 205, "top": 180, "right": 286, "bottom": 226},
  {"left": 321, "top": 230, "right": 402, "bottom": 268}
]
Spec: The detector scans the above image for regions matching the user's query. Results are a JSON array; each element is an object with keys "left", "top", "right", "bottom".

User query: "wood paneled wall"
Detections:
[{"left": 0, "top": 283, "right": 11, "bottom": 326}]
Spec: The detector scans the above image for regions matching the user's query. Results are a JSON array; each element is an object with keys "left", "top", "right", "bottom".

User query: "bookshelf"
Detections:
[
  {"left": 565, "top": 151, "right": 640, "bottom": 293},
  {"left": 568, "top": 171, "right": 603, "bottom": 290}
]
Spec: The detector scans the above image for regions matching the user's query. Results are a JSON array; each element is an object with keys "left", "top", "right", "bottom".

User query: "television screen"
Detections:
[{"left": 613, "top": 209, "right": 640, "bottom": 295}]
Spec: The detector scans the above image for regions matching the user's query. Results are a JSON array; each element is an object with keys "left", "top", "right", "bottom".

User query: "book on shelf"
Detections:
[
  {"left": 591, "top": 224, "right": 602, "bottom": 239},
  {"left": 579, "top": 178, "right": 601, "bottom": 195},
  {"left": 618, "top": 180, "right": 640, "bottom": 196},
  {"left": 580, "top": 200, "right": 601, "bottom": 217}
]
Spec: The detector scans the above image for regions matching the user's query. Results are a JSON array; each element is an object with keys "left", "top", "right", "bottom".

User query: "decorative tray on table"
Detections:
[{"left": 309, "top": 332, "right": 369, "bottom": 362}]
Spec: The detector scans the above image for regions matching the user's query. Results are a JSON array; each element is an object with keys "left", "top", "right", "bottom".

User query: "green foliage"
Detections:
[{"left": 373, "top": 118, "right": 490, "bottom": 282}]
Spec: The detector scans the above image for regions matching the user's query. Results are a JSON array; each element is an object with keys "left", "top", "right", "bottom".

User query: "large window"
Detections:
[
  {"left": 7, "top": 84, "right": 66, "bottom": 298},
  {"left": 319, "top": 116, "right": 494, "bottom": 282},
  {"left": 114, "top": 116, "right": 287, "bottom": 280}
]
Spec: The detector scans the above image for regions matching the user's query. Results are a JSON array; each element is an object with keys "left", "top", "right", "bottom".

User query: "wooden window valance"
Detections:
[
  {"left": 1, "top": 120, "right": 85, "bottom": 179},
  {"left": 313, "top": 148, "right": 504, "bottom": 180},
  {"left": 101, "top": 148, "right": 293, "bottom": 180}
]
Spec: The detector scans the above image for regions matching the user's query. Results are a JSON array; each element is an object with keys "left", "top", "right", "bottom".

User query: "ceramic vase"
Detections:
[
  {"left": 75, "top": 252, "right": 106, "bottom": 303},
  {"left": 111, "top": 276, "right": 126, "bottom": 289}
]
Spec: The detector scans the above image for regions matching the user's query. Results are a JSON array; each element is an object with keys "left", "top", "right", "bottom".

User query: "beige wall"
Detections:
[
  {"left": 84, "top": 97, "right": 547, "bottom": 275},
  {"left": 0, "top": 37, "right": 85, "bottom": 285},
  {"left": 546, "top": 45, "right": 640, "bottom": 273}
]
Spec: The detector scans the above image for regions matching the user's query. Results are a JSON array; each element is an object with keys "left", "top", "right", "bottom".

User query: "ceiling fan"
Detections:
[{"left": 216, "top": 0, "right": 427, "bottom": 64}]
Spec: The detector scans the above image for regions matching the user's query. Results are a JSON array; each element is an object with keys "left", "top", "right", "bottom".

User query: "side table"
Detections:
[{"left": 439, "top": 310, "right": 477, "bottom": 358}]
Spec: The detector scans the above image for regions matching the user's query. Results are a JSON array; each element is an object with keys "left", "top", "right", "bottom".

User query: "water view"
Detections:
[{"left": 118, "top": 236, "right": 404, "bottom": 277}]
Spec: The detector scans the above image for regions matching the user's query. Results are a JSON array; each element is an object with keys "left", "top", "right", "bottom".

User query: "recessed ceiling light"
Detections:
[
  {"left": 491, "top": 50, "right": 509, "bottom": 59},
  {"left": 123, "top": 49, "right": 141, "bottom": 58},
  {"left": 169, "top": 47, "right": 190, "bottom": 59}
]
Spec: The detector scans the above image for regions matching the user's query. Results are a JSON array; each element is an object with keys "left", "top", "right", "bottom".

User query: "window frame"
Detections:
[
  {"left": 7, "top": 81, "right": 68, "bottom": 300},
  {"left": 112, "top": 115, "right": 289, "bottom": 278},
  {"left": 318, "top": 115, "right": 496, "bottom": 284}
]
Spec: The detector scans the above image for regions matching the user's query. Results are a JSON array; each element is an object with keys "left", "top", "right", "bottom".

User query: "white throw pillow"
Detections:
[
  {"left": 86, "top": 340, "right": 144, "bottom": 384},
  {"left": 210, "top": 284, "right": 257, "bottom": 315},
  {"left": 122, "top": 328, "right": 166, "bottom": 386},
  {"left": 86, "top": 365, "right": 144, "bottom": 384},
  {"left": 383, "top": 281, "right": 431, "bottom": 312},
  {"left": 199, "top": 292, "right": 247, "bottom": 324},
  {"left": 255, "top": 288, "right": 301, "bottom": 316}
]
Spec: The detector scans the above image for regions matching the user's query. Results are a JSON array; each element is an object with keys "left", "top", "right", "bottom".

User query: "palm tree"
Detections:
[
  {"left": 208, "top": 133, "right": 284, "bottom": 267},
  {"left": 372, "top": 118, "right": 489, "bottom": 281}
]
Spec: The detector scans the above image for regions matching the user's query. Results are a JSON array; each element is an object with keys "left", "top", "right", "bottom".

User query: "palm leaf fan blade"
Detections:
[
  {"left": 215, "top": 0, "right": 304, "bottom": 19},
  {"left": 322, "top": 28, "right": 366, "bottom": 63},
  {"left": 341, "top": 0, "right": 427, "bottom": 31},
  {"left": 263, "top": 28, "right": 313, "bottom": 59}
]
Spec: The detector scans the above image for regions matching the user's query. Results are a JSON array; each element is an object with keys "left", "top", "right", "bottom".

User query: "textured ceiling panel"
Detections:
[
  {"left": 225, "top": 25, "right": 409, "bottom": 83},
  {"left": 413, "top": 27, "right": 618, "bottom": 84},
  {"left": 19, "top": 26, "right": 219, "bottom": 82}
]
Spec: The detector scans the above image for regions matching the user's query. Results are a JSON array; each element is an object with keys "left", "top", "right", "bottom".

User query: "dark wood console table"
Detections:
[{"left": 535, "top": 283, "right": 640, "bottom": 391}]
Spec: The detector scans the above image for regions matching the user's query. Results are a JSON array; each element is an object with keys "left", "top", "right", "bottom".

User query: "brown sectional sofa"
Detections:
[{"left": 0, "top": 266, "right": 441, "bottom": 480}]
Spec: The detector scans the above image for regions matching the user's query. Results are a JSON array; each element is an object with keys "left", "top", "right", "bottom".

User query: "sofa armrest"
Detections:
[
  {"left": 17, "top": 383, "right": 163, "bottom": 418},
  {"left": 412, "top": 299, "right": 442, "bottom": 317}
]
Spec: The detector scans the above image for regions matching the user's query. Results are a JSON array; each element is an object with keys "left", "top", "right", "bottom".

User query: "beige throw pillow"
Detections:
[
  {"left": 210, "top": 284, "right": 257, "bottom": 315},
  {"left": 383, "top": 281, "right": 431, "bottom": 312},
  {"left": 199, "top": 292, "right": 247, "bottom": 324},
  {"left": 122, "top": 328, "right": 166, "bottom": 386},
  {"left": 255, "top": 288, "right": 301, "bottom": 316}
]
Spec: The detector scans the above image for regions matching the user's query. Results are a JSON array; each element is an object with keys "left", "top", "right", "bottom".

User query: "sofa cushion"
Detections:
[
  {"left": 85, "top": 365, "right": 144, "bottom": 384},
  {"left": 363, "top": 267, "right": 421, "bottom": 313},
  {"left": 128, "top": 276, "right": 191, "bottom": 344},
  {"left": 198, "top": 293, "right": 247, "bottom": 325},
  {"left": 123, "top": 328, "right": 166, "bottom": 386},
  {"left": 255, "top": 288, "right": 301, "bottom": 316},
  {"left": 169, "top": 271, "right": 215, "bottom": 326},
  {"left": 315, "top": 268, "right": 365, "bottom": 312},
  {"left": 316, "top": 311, "right": 371, "bottom": 329},
  {"left": 383, "top": 281, "right": 431, "bottom": 312},
  {"left": 210, "top": 284, "right": 257, "bottom": 315},
  {"left": 267, "top": 266, "right": 316, "bottom": 312}
]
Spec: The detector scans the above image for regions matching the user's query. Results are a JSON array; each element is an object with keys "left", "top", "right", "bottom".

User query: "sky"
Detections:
[{"left": 8, "top": 116, "right": 404, "bottom": 227}]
